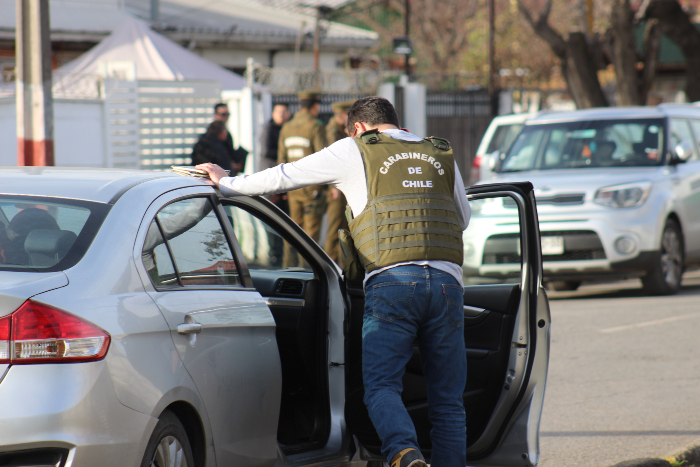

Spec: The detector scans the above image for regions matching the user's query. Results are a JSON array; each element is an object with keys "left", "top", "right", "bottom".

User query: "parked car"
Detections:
[
  {"left": 0, "top": 168, "right": 549, "bottom": 467},
  {"left": 471, "top": 113, "right": 531, "bottom": 186},
  {"left": 463, "top": 105, "right": 700, "bottom": 294}
]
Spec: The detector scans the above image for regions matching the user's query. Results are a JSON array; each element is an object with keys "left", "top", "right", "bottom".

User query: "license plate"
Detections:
[{"left": 541, "top": 236, "right": 564, "bottom": 255}]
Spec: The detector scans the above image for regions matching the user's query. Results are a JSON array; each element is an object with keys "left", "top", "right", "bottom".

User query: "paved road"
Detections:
[{"left": 537, "top": 269, "right": 700, "bottom": 467}]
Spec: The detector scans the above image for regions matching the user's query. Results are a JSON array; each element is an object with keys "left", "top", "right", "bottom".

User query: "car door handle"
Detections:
[{"left": 177, "top": 323, "right": 203, "bottom": 334}]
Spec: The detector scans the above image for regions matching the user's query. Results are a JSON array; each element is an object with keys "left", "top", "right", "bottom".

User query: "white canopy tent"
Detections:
[{"left": 57, "top": 16, "right": 247, "bottom": 91}]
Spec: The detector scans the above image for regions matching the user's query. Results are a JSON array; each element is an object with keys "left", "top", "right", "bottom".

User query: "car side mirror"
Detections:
[
  {"left": 488, "top": 150, "right": 500, "bottom": 171},
  {"left": 673, "top": 141, "right": 693, "bottom": 162}
]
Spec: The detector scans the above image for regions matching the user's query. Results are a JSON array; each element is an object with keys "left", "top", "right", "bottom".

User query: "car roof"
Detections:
[
  {"left": 0, "top": 167, "right": 210, "bottom": 204},
  {"left": 525, "top": 104, "right": 700, "bottom": 125}
]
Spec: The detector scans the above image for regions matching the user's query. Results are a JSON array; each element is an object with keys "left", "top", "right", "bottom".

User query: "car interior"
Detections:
[
  {"left": 221, "top": 201, "right": 331, "bottom": 455},
  {"left": 344, "top": 280, "right": 522, "bottom": 459}
]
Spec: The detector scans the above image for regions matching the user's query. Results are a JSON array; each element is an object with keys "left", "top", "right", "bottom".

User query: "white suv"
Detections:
[{"left": 465, "top": 105, "right": 700, "bottom": 294}]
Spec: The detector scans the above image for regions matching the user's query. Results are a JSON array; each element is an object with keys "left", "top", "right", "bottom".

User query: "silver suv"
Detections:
[{"left": 467, "top": 105, "right": 700, "bottom": 294}]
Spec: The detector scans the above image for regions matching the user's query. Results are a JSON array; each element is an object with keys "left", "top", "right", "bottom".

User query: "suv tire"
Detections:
[
  {"left": 642, "top": 218, "right": 684, "bottom": 296},
  {"left": 141, "top": 410, "right": 195, "bottom": 467}
]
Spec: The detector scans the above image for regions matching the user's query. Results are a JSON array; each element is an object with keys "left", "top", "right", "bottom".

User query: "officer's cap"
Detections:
[
  {"left": 331, "top": 99, "right": 356, "bottom": 113},
  {"left": 298, "top": 90, "right": 321, "bottom": 102}
]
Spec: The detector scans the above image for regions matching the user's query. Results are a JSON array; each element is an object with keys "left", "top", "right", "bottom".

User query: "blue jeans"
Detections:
[{"left": 362, "top": 265, "right": 467, "bottom": 467}]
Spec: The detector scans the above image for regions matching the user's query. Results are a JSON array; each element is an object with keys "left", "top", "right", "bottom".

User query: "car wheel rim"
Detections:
[
  {"left": 151, "top": 435, "right": 186, "bottom": 467},
  {"left": 661, "top": 228, "right": 682, "bottom": 288}
]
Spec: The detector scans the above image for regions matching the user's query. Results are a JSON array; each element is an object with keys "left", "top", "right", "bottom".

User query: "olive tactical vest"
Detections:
[{"left": 348, "top": 131, "right": 464, "bottom": 273}]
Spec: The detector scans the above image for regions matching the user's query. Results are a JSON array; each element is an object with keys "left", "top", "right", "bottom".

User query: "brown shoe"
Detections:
[{"left": 390, "top": 448, "right": 427, "bottom": 467}]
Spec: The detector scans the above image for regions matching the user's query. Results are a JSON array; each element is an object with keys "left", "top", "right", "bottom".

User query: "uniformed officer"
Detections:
[
  {"left": 323, "top": 99, "right": 355, "bottom": 264},
  {"left": 197, "top": 96, "right": 470, "bottom": 467},
  {"left": 277, "top": 91, "right": 328, "bottom": 266}
]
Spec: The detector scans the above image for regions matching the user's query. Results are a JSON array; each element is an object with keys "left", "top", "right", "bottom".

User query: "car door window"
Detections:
[
  {"left": 670, "top": 118, "right": 697, "bottom": 161},
  {"left": 143, "top": 197, "right": 240, "bottom": 287},
  {"left": 222, "top": 204, "right": 312, "bottom": 272},
  {"left": 463, "top": 195, "right": 525, "bottom": 285},
  {"left": 688, "top": 120, "right": 700, "bottom": 161},
  {"left": 142, "top": 219, "right": 178, "bottom": 286}
]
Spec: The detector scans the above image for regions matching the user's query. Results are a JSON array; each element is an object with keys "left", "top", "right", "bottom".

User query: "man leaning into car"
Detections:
[{"left": 197, "top": 96, "right": 470, "bottom": 467}]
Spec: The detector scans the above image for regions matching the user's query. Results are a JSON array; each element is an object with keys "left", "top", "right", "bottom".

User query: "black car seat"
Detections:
[
  {"left": 593, "top": 141, "right": 616, "bottom": 166},
  {"left": 25, "top": 229, "right": 78, "bottom": 267},
  {"left": 4, "top": 208, "right": 60, "bottom": 266}
]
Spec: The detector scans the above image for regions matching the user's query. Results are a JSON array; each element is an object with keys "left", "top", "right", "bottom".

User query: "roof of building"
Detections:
[
  {"left": 56, "top": 16, "right": 247, "bottom": 90},
  {"left": 0, "top": 0, "right": 378, "bottom": 49}
]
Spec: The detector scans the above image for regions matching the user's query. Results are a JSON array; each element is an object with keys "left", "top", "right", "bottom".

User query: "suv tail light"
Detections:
[
  {"left": 470, "top": 155, "right": 483, "bottom": 186},
  {"left": 0, "top": 301, "right": 110, "bottom": 364}
]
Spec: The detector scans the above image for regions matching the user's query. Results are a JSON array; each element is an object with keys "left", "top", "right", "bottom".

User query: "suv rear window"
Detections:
[
  {"left": 0, "top": 196, "right": 109, "bottom": 271},
  {"left": 500, "top": 118, "right": 666, "bottom": 172}
]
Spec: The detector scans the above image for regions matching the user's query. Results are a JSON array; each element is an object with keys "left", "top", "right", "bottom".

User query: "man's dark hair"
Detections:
[
  {"left": 214, "top": 103, "right": 228, "bottom": 113},
  {"left": 346, "top": 96, "right": 399, "bottom": 135},
  {"left": 299, "top": 99, "right": 319, "bottom": 110},
  {"left": 206, "top": 120, "right": 227, "bottom": 136}
]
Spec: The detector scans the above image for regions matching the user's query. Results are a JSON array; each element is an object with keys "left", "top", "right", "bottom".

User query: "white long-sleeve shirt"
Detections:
[{"left": 219, "top": 129, "right": 470, "bottom": 285}]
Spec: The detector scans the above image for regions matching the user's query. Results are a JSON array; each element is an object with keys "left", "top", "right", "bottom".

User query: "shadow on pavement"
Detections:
[{"left": 546, "top": 270, "right": 700, "bottom": 301}]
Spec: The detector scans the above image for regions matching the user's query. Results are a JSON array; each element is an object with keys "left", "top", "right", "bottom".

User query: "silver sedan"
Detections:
[{"left": 0, "top": 168, "right": 549, "bottom": 467}]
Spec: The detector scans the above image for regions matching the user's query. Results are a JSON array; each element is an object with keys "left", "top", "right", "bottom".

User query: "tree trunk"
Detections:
[
  {"left": 517, "top": 0, "right": 608, "bottom": 109},
  {"left": 564, "top": 32, "right": 609, "bottom": 108},
  {"left": 611, "top": 0, "right": 642, "bottom": 105},
  {"left": 644, "top": 0, "right": 700, "bottom": 102}
]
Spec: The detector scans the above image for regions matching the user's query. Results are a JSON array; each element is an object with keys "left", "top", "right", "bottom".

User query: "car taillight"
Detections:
[
  {"left": 0, "top": 301, "right": 110, "bottom": 364},
  {"left": 470, "top": 155, "right": 483, "bottom": 186},
  {"left": 0, "top": 314, "right": 9, "bottom": 363}
]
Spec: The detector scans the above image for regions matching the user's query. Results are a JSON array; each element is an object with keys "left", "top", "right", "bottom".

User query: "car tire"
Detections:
[
  {"left": 642, "top": 219, "right": 684, "bottom": 296},
  {"left": 548, "top": 281, "right": 581, "bottom": 291},
  {"left": 140, "top": 410, "right": 195, "bottom": 467}
]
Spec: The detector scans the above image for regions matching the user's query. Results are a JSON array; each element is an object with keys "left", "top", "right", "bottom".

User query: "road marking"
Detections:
[{"left": 601, "top": 313, "right": 700, "bottom": 333}]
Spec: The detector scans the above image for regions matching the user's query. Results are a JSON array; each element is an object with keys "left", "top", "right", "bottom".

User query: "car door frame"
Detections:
[
  {"left": 132, "top": 186, "right": 281, "bottom": 467},
  {"left": 461, "top": 181, "right": 550, "bottom": 466},
  {"left": 216, "top": 193, "right": 355, "bottom": 466}
]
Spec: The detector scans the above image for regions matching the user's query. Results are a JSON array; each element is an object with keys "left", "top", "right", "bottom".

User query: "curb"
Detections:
[{"left": 608, "top": 445, "right": 700, "bottom": 467}]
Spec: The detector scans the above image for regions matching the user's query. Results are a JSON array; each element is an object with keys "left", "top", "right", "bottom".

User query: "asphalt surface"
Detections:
[{"left": 537, "top": 269, "right": 700, "bottom": 467}]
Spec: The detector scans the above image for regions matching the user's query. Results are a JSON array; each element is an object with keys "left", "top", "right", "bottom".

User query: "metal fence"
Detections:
[{"left": 426, "top": 89, "right": 496, "bottom": 185}]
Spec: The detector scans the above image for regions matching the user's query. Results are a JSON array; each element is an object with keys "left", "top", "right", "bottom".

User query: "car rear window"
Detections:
[
  {"left": 499, "top": 118, "right": 666, "bottom": 172},
  {"left": 0, "top": 196, "right": 109, "bottom": 271}
]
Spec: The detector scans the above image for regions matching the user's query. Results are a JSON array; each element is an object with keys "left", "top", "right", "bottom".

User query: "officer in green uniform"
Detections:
[
  {"left": 278, "top": 90, "right": 328, "bottom": 266},
  {"left": 323, "top": 99, "right": 355, "bottom": 264}
]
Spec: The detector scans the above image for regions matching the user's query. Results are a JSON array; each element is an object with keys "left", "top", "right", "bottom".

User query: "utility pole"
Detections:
[
  {"left": 404, "top": 0, "right": 410, "bottom": 77},
  {"left": 16, "top": 0, "right": 54, "bottom": 166},
  {"left": 313, "top": 6, "right": 321, "bottom": 72},
  {"left": 488, "top": 0, "right": 495, "bottom": 96}
]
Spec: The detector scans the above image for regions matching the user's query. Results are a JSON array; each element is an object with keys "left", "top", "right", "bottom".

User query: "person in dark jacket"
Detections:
[
  {"left": 191, "top": 121, "right": 233, "bottom": 172},
  {"left": 258, "top": 104, "right": 290, "bottom": 172},
  {"left": 213, "top": 103, "right": 248, "bottom": 175}
]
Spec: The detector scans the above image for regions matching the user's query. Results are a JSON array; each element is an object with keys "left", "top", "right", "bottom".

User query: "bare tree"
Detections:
[
  {"left": 517, "top": 0, "right": 609, "bottom": 108},
  {"left": 607, "top": 0, "right": 661, "bottom": 105},
  {"left": 642, "top": 0, "right": 700, "bottom": 102},
  {"left": 338, "top": 0, "right": 479, "bottom": 81}
]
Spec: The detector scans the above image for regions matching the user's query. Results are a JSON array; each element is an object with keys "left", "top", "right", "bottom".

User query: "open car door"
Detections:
[{"left": 345, "top": 181, "right": 551, "bottom": 466}]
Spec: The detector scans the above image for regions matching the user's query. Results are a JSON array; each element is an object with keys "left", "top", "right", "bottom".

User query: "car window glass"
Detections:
[
  {"left": 687, "top": 120, "right": 700, "bottom": 161},
  {"left": 142, "top": 220, "right": 178, "bottom": 287},
  {"left": 155, "top": 197, "right": 240, "bottom": 287},
  {"left": 500, "top": 119, "right": 665, "bottom": 172},
  {"left": 463, "top": 194, "right": 524, "bottom": 285},
  {"left": 222, "top": 204, "right": 313, "bottom": 272},
  {"left": 671, "top": 119, "right": 698, "bottom": 161},
  {"left": 486, "top": 124, "right": 523, "bottom": 154},
  {"left": 0, "top": 198, "right": 95, "bottom": 269}
]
